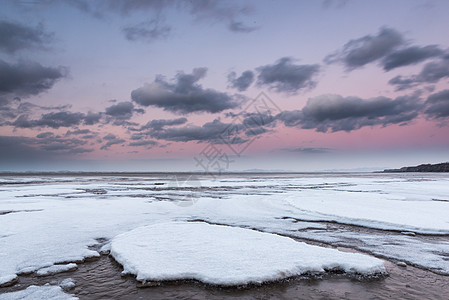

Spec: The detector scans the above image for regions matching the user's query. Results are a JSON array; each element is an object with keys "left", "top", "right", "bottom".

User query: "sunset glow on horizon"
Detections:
[{"left": 1, "top": 0, "right": 449, "bottom": 172}]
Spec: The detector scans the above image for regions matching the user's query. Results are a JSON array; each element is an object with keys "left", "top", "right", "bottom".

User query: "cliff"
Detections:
[{"left": 383, "top": 162, "right": 449, "bottom": 173}]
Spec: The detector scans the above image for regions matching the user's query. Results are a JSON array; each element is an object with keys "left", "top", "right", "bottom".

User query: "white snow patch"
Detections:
[
  {"left": 0, "top": 284, "right": 77, "bottom": 300},
  {"left": 36, "top": 263, "right": 77, "bottom": 276},
  {"left": 111, "top": 222, "right": 386, "bottom": 286},
  {"left": 0, "top": 275, "right": 18, "bottom": 287},
  {"left": 60, "top": 278, "right": 76, "bottom": 290}
]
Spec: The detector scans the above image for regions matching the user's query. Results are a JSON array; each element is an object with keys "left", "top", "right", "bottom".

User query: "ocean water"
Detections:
[{"left": 1, "top": 172, "right": 448, "bottom": 299}]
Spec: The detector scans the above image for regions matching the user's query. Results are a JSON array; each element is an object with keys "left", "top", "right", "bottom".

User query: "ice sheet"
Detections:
[{"left": 1, "top": 173, "right": 448, "bottom": 286}]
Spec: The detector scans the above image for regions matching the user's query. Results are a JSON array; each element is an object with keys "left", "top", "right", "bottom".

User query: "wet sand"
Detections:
[{"left": 2, "top": 252, "right": 448, "bottom": 300}]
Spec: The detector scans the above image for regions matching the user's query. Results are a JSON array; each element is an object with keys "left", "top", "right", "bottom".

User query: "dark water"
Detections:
[{"left": 2, "top": 253, "right": 448, "bottom": 300}]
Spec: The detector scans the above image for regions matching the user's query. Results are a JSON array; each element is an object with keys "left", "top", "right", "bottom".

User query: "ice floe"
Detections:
[
  {"left": 0, "top": 284, "right": 77, "bottom": 300},
  {"left": 110, "top": 222, "right": 386, "bottom": 286},
  {"left": 36, "top": 263, "right": 77, "bottom": 276}
]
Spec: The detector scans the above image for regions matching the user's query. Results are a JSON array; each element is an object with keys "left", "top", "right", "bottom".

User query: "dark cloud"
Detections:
[
  {"left": 101, "top": 134, "right": 125, "bottom": 150},
  {"left": 0, "top": 136, "right": 45, "bottom": 161},
  {"left": 227, "top": 70, "right": 254, "bottom": 91},
  {"left": 148, "top": 119, "right": 231, "bottom": 142},
  {"left": 147, "top": 119, "right": 247, "bottom": 144},
  {"left": 0, "top": 135, "right": 92, "bottom": 162},
  {"left": 65, "top": 129, "right": 92, "bottom": 136},
  {"left": 280, "top": 147, "right": 333, "bottom": 154},
  {"left": 105, "top": 101, "right": 142, "bottom": 125},
  {"left": 123, "top": 19, "right": 171, "bottom": 42},
  {"left": 0, "top": 99, "right": 72, "bottom": 122},
  {"left": 129, "top": 140, "right": 158, "bottom": 147},
  {"left": 184, "top": 0, "right": 255, "bottom": 33},
  {"left": 148, "top": 111, "right": 275, "bottom": 144},
  {"left": 425, "top": 89, "right": 449, "bottom": 118},
  {"left": 137, "top": 117, "right": 188, "bottom": 131},
  {"left": 228, "top": 21, "right": 257, "bottom": 33},
  {"left": 277, "top": 94, "right": 422, "bottom": 132},
  {"left": 36, "top": 132, "right": 54, "bottom": 139},
  {"left": 275, "top": 110, "right": 302, "bottom": 127},
  {"left": 105, "top": 101, "right": 135, "bottom": 118},
  {"left": 84, "top": 112, "right": 102, "bottom": 125},
  {"left": 0, "top": 60, "right": 67, "bottom": 98},
  {"left": 131, "top": 68, "right": 241, "bottom": 114},
  {"left": 241, "top": 111, "right": 276, "bottom": 129},
  {"left": 66, "top": 0, "right": 255, "bottom": 34},
  {"left": 325, "top": 27, "right": 404, "bottom": 69},
  {"left": 382, "top": 45, "right": 443, "bottom": 71},
  {"left": 34, "top": 134, "right": 92, "bottom": 154},
  {"left": 12, "top": 111, "right": 101, "bottom": 129},
  {"left": 256, "top": 57, "right": 320, "bottom": 93},
  {"left": 245, "top": 127, "right": 267, "bottom": 136},
  {"left": 0, "top": 21, "right": 53, "bottom": 54},
  {"left": 103, "top": 133, "right": 117, "bottom": 140},
  {"left": 389, "top": 59, "right": 449, "bottom": 91}
]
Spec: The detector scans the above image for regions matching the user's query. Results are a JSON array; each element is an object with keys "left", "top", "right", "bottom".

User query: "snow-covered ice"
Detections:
[
  {"left": 59, "top": 278, "right": 76, "bottom": 291},
  {"left": 111, "top": 222, "right": 386, "bottom": 286},
  {"left": 36, "top": 263, "right": 77, "bottom": 276},
  {"left": 0, "top": 275, "right": 17, "bottom": 287},
  {"left": 1, "top": 173, "right": 449, "bottom": 290},
  {"left": 0, "top": 284, "right": 77, "bottom": 300}
]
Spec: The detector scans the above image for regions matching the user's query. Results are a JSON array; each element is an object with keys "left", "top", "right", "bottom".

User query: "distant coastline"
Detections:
[{"left": 383, "top": 162, "right": 449, "bottom": 173}]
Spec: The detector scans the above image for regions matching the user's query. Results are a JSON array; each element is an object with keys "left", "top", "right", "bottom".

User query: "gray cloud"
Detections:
[
  {"left": 184, "top": 0, "right": 255, "bottom": 33},
  {"left": 105, "top": 101, "right": 143, "bottom": 125},
  {"left": 138, "top": 117, "right": 188, "bottom": 131},
  {"left": 0, "top": 21, "right": 53, "bottom": 54},
  {"left": 12, "top": 111, "right": 101, "bottom": 129},
  {"left": 84, "top": 112, "right": 102, "bottom": 125},
  {"left": 325, "top": 27, "right": 404, "bottom": 69},
  {"left": 389, "top": 59, "right": 449, "bottom": 91},
  {"left": 36, "top": 132, "right": 54, "bottom": 139},
  {"left": 129, "top": 140, "right": 158, "bottom": 147},
  {"left": 65, "top": 129, "right": 92, "bottom": 136},
  {"left": 147, "top": 118, "right": 249, "bottom": 145},
  {"left": 0, "top": 99, "right": 72, "bottom": 122},
  {"left": 148, "top": 119, "right": 233, "bottom": 143},
  {"left": 148, "top": 111, "right": 276, "bottom": 144},
  {"left": 382, "top": 45, "right": 443, "bottom": 71},
  {"left": 33, "top": 133, "right": 93, "bottom": 154},
  {"left": 425, "top": 89, "right": 449, "bottom": 118},
  {"left": 123, "top": 19, "right": 171, "bottom": 43},
  {"left": 131, "top": 68, "right": 241, "bottom": 114},
  {"left": 227, "top": 70, "right": 254, "bottom": 91},
  {"left": 256, "top": 57, "right": 320, "bottom": 93},
  {"left": 0, "top": 135, "right": 92, "bottom": 162},
  {"left": 0, "top": 136, "right": 45, "bottom": 161},
  {"left": 105, "top": 101, "right": 135, "bottom": 118},
  {"left": 228, "top": 21, "right": 257, "bottom": 33},
  {"left": 280, "top": 147, "right": 333, "bottom": 154},
  {"left": 66, "top": 0, "right": 255, "bottom": 34},
  {"left": 0, "top": 60, "right": 67, "bottom": 99},
  {"left": 101, "top": 134, "right": 125, "bottom": 150},
  {"left": 277, "top": 94, "right": 422, "bottom": 132}
]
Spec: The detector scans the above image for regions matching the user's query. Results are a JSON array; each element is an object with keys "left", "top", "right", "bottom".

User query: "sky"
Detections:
[{"left": 1, "top": 0, "right": 449, "bottom": 172}]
